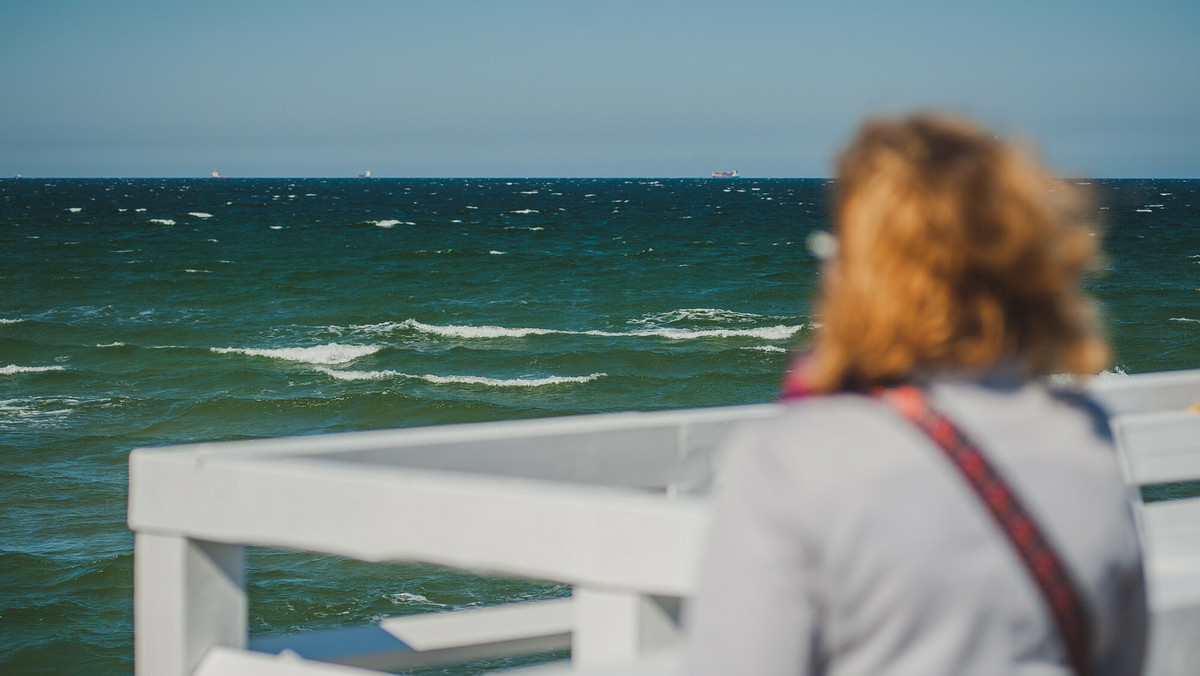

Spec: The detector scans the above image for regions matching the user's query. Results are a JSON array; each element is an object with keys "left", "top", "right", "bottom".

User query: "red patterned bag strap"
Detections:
[{"left": 876, "top": 384, "right": 1092, "bottom": 676}]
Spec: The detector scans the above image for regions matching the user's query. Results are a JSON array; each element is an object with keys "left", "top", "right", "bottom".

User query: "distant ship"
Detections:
[
  {"left": 210, "top": 170, "right": 224, "bottom": 178},
  {"left": 711, "top": 170, "right": 739, "bottom": 179},
  {"left": 358, "top": 170, "right": 372, "bottom": 178}
]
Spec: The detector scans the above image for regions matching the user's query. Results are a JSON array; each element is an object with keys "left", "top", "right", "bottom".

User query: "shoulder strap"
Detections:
[{"left": 875, "top": 385, "right": 1092, "bottom": 676}]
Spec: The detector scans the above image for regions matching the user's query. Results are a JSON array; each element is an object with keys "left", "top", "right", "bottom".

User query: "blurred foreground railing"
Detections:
[{"left": 128, "top": 370, "right": 1200, "bottom": 676}]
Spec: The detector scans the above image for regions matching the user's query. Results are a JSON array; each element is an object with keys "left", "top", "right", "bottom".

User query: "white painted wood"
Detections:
[
  {"left": 1111, "top": 411, "right": 1200, "bottom": 485},
  {"left": 1143, "top": 604, "right": 1200, "bottom": 676},
  {"left": 249, "top": 599, "right": 572, "bottom": 670},
  {"left": 1140, "top": 498, "right": 1200, "bottom": 611},
  {"left": 572, "top": 588, "right": 681, "bottom": 671},
  {"left": 129, "top": 449, "right": 713, "bottom": 596},
  {"left": 1087, "top": 368, "right": 1200, "bottom": 416},
  {"left": 195, "top": 647, "right": 388, "bottom": 676},
  {"left": 134, "top": 533, "right": 244, "bottom": 676},
  {"left": 128, "top": 370, "right": 1200, "bottom": 676}
]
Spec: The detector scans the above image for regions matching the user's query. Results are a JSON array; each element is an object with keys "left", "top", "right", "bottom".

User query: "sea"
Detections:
[{"left": 1, "top": 177, "right": 1197, "bottom": 675}]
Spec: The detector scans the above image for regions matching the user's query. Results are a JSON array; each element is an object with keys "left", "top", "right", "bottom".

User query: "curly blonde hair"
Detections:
[{"left": 804, "top": 112, "right": 1108, "bottom": 393}]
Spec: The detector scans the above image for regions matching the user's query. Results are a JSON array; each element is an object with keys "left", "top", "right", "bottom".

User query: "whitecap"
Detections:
[
  {"left": 0, "top": 397, "right": 77, "bottom": 426},
  {"left": 148, "top": 218, "right": 176, "bottom": 225},
  {"left": 1, "top": 364, "right": 67, "bottom": 375},
  {"left": 489, "top": 250, "right": 507, "bottom": 255},
  {"left": 1135, "top": 209, "right": 1153, "bottom": 213},
  {"left": 135, "top": 208, "right": 146, "bottom": 212},
  {"left": 400, "top": 319, "right": 556, "bottom": 339},
  {"left": 385, "top": 592, "right": 444, "bottom": 606},
  {"left": 95, "top": 342, "right": 128, "bottom": 348},
  {"left": 372, "top": 220, "right": 402, "bottom": 228},
  {"left": 622, "top": 325, "right": 802, "bottom": 341},
  {"left": 356, "top": 317, "right": 802, "bottom": 342},
  {"left": 0, "top": 318, "right": 23, "bottom": 324},
  {"left": 269, "top": 225, "right": 283, "bottom": 230},
  {"left": 416, "top": 373, "right": 605, "bottom": 387},
  {"left": 212, "top": 343, "right": 381, "bottom": 365},
  {"left": 511, "top": 209, "right": 539, "bottom": 214},
  {"left": 633, "top": 308, "right": 767, "bottom": 325},
  {"left": 318, "top": 367, "right": 605, "bottom": 387},
  {"left": 184, "top": 269, "right": 213, "bottom": 274},
  {"left": 67, "top": 207, "right": 82, "bottom": 213},
  {"left": 744, "top": 345, "right": 788, "bottom": 353},
  {"left": 1169, "top": 318, "right": 1200, "bottom": 324},
  {"left": 189, "top": 212, "right": 213, "bottom": 218},
  {"left": 316, "top": 367, "right": 400, "bottom": 381},
  {"left": 519, "top": 190, "right": 539, "bottom": 195}
]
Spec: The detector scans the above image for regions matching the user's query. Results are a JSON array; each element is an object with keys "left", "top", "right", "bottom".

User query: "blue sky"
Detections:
[{"left": 3, "top": 1, "right": 1198, "bottom": 178}]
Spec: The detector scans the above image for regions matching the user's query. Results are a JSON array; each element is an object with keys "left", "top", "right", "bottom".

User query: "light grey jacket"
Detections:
[{"left": 683, "top": 374, "right": 1147, "bottom": 675}]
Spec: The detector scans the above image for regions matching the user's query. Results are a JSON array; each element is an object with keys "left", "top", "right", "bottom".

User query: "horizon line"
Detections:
[{"left": 5, "top": 175, "right": 1197, "bottom": 181}]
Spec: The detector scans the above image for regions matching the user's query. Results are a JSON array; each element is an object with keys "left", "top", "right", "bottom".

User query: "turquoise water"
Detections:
[{"left": 1, "top": 178, "right": 1197, "bottom": 674}]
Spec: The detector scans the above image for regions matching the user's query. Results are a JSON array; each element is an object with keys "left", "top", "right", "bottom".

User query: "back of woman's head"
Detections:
[{"left": 805, "top": 112, "right": 1108, "bottom": 393}]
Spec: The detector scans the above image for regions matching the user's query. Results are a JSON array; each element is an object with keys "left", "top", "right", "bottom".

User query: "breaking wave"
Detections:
[
  {"left": 211, "top": 343, "right": 381, "bottom": 365},
  {"left": 346, "top": 316, "right": 802, "bottom": 342},
  {"left": 1, "top": 365, "right": 67, "bottom": 375},
  {"left": 317, "top": 367, "right": 606, "bottom": 386}
]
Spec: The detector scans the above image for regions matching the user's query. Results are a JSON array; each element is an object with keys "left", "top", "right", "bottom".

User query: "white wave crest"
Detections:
[
  {"left": 372, "top": 220, "right": 402, "bottom": 228},
  {"left": 95, "top": 342, "right": 128, "bottom": 348},
  {"left": 347, "top": 318, "right": 801, "bottom": 342},
  {"left": 0, "top": 318, "right": 23, "bottom": 324},
  {"left": 415, "top": 373, "right": 605, "bottom": 387},
  {"left": 316, "top": 367, "right": 400, "bottom": 381},
  {"left": 318, "top": 367, "right": 605, "bottom": 386},
  {"left": 212, "top": 343, "right": 381, "bottom": 365},
  {"left": 623, "top": 325, "right": 802, "bottom": 340},
  {"left": 189, "top": 212, "right": 213, "bottom": 218},
  {"left": 510, "top": 209, "right": 539, "bottom": 214},
  {"left": 633, "top": 308, "right": 768, "bottom": 325},
  {"left": 401, "top": 319, "right": 557, "bottom": 339},
  {"left": 148, "top": 218, "right": 175, "bottom": 225},
  {"left": 1170, "top": 317, "right": 1200, "bottom": 324},
  {"left": 1, "top": 364, "right": 67, "bottom": 375},
  {"left": 745, "top": 345, "right": 788, "bottom": 353}
]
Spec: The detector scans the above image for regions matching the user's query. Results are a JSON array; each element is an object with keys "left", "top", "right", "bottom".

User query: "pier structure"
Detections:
[{"left": 128, "top": 370, "right": 1200, "bottom": 675}]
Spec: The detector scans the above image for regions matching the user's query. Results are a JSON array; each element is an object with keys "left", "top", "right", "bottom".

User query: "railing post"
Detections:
[
  {"left": 572, "top": 587, "right": 681, "bottom": 671},
  {"left": 134, "top": 533, "right": 245, "bottom": 676}
]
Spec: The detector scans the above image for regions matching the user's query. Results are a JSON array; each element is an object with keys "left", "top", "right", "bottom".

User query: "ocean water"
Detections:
[{"left": 1, "top": 178, "right": 1197, "bottom": 675}]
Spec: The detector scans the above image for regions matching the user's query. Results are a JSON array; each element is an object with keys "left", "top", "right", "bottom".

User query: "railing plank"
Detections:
[
  {"left": 249, "top": 599, "right": 572, "bottom": 671},
  {"left": 1112, "top": 411, "right": 1200, "bottom": 485},
  {"left": 129, "top": 451, "right": 711, "bottom": 596},
  {"left": 133, "top": 534, "right": 244, "bottom": 676},
  {"left": 196, "top": 647, "right": 385, "bottom": 676}
]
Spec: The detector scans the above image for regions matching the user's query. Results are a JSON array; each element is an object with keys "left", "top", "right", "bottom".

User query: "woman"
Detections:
[{"left": 683, "top": 113, "right": 1147, "bottom": 675}]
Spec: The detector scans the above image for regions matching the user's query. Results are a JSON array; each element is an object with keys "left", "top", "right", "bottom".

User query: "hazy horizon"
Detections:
[{"left": 4, "top": 1, "right": 1198, "bottom": 179}]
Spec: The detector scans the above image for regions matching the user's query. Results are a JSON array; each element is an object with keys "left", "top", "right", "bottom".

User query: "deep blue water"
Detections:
[{"left": 1, "top": 178, "right": 1197, "bottom": 674}]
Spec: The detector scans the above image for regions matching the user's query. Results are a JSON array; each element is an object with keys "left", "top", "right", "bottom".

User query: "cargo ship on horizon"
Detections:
[{"left": 711, "top": 170, "right": 739, "bottom": 178}]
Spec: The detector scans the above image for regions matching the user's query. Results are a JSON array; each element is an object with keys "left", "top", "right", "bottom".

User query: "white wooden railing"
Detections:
[{"left": 128, "top": 370, "right": 1200, "bottom": 676}]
